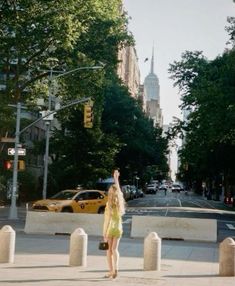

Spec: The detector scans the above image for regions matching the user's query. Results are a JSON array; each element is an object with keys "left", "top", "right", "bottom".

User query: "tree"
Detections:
[
  {"left": 101, "top": 75, "right": 169, "bottom": 185},
  {"left": 0, "top": 0, "right": 128, "bottom": 115},
  {"left": 0, "top": 0, "right": 169, "bottom": 197},
  {"left": 168, "top": 47, "right": 235, "bottom": 197},
  {"left": 0, "top": 0, "right": 131, "bottom": 197}
]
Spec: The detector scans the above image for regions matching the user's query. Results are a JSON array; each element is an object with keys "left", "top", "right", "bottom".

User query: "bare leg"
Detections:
[
  {"left": 111, "top": 237, "right": 120, "bottom": 277},
  {"left": 106, "top": 237, "right": 114, "bottom": 277}
]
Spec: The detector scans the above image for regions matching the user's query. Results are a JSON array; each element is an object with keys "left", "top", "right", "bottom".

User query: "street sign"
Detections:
[
  {"left": 1, "top": 137, "right": 15, "bottom": 143},
  {"left": 8, "top": 148, "right": 26, "bottom": 156}
]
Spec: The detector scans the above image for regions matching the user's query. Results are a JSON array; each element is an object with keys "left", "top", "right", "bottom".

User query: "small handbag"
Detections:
[{"left": 99, "top": 240, "right": 109, "bottom": 250}]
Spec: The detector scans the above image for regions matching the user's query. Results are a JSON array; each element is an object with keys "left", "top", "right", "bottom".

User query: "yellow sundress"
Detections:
[{"left": 103, "top": 203, "right": 123, "bottom": 238}]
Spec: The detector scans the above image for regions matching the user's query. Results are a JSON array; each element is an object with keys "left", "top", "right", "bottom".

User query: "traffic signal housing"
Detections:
[
  {"left": 18, "top": 160, "right": 25, "bottom": 171},
  {"left": 3, "top": 160, "right": 25, "bottom": 171},
  {"left": 4, "top": 160, "right": 13, "bottom": 170},
  {"left": 84, "top": 101, "right": 93, "bottom": 128}
]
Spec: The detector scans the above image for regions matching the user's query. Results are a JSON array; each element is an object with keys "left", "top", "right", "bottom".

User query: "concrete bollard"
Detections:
[
  {"left": 69, "top": 228, "right": 87, "bottom": 267},
  {"left": 219, "top": 237, "right": 235, "bottom": 276},
  {"left": 0, "top": 225, "right": 16, "bottom": 263},
  {"left": 143, "top": 232, "right": 161, "bottom": 271}
]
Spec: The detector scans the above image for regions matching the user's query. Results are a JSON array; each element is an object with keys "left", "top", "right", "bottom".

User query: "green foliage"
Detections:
[
  {"left": 18, "top": 170, "right": 38, "bottom": 202},
  {"left": 0, "top": 0, "right": 127, "bottom": 103},
  {"left": 225, "top": 16, "right": 235, "bottom": 46},
  {"left": 0, "top": 175, "right": 7, "bottom": 202},
  {"left": 101, "top": 75, "right": 169, "bottom": 184},
  {"left": 47, "top": 110, "right": 122, "bottom": 192},
  {"left": 169, "top": 47, "right": 235, "bottom": 191},
  {"left": 0, "top": 0, "right": 168, "bottom": 198}
]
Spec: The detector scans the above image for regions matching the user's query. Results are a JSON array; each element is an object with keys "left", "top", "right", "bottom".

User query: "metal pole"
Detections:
[
  {"left": 19, "top": 97, "right": 90, "bottom": 135},
  {"left": 42, "top": 121, "right": 50, "bottom": 199},
  {"left": 41, "top": 65, "right": 104, "bottom": 199},
  {"left": 42, "top": 69, "right": 52, "bottom": 199},
  {"left": 9, "top": 102, "right": 21, "bottom": 219}
]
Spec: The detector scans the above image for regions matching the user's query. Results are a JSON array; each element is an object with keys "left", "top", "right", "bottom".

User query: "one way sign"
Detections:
[{"left": 8, "top": 148, "right": 26, "bottom": 156}]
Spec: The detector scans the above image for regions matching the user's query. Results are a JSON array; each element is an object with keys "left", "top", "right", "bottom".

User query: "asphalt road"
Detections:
[
  {"left": 1, "top": 190, "right": 235, "bottom": 242},
  {"left": 124, "top": 190, "right": 235, "bottom": 241}
]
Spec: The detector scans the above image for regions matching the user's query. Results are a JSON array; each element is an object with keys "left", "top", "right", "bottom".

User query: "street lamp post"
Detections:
[
  {"left": 42, "top": 121, "right": 51, "bottom": 199},
  {"left": 135, "top": 176, "right": 140, "bottom": 190},
  {"left": 41, "top": 65, "right": 104, "bottom": 199},
  {"left": 9, "top": 102, "right": 21, "bottom": 219},
  {"left": 42, "top": 67, "right": 53, "bottom": 200},
  {"left": 8, "top": 64, "right": 104, "bottom": 218}
]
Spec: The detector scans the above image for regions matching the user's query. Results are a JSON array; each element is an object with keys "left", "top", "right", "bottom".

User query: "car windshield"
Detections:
[{"left": 50, "top": 190, "right": 77, "bottom": 200}]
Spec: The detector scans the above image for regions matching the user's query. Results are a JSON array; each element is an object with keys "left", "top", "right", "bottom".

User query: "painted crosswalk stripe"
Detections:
[
  {"left": 226, "top": 224, "right": 235, "bottom": 230},
  {"left": 123, "top": 218, "right": 132, "bottom": 224}
]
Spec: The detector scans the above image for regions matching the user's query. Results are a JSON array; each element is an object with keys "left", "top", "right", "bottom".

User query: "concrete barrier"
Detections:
[
  {"left": 131, "top": 215, "right": 217, "bottom": 242},
  {"left": 24, "top": 211, "right": 103, "bottom": 235}
]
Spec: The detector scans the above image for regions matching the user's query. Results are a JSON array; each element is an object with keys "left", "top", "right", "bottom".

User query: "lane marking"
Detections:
[
  {"left": 123, "top": 218, "right": 132, "bottom": 224},
  {"left": 165, "top": 203, "right": 169, "bottom": 216},
  {"left": 226, "top": 224, "right": 235, "bottom": 230},
  {"left": 188, "top": 200, "right": 204, "bottom": 208},
  {"left": 177, "top": 199, "right": 182, "bottom": 207},
  {"left": 187, "top": 199, "right": 216, "bottom": 209},
  {"left": 200, "top": 200, "right": 216, "bottom": 209}
]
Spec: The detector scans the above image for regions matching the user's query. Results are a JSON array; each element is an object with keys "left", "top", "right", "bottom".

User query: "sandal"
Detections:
[
  {"left": 112, "top": 270, "right": 118, "bottom": 279},
  {"left": 104, "top": 273, "right": 113, "bottom": 278}
]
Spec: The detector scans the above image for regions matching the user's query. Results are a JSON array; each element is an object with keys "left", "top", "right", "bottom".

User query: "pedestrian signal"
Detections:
[
  {"left": 18, "top": 160, "right": 25, "bottom": 171},
  {"left": 4, "top": 160, "right": 13, "bottom": 170},
  {"left": 3, "top": 160, "right": 25, "bottom": 171},
  {"left": 84, "top": 102, "right": 93, "bottom": 128}
]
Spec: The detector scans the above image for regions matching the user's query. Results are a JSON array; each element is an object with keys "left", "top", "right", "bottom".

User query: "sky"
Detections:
[
  {"left": 123, "top": 0, "right": 235, "bottom": 125},
  {"left": 123, "top": 0, "right": 234, "bottom": 180}
]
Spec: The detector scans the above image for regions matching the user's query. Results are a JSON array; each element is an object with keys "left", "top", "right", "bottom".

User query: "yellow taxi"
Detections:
[{"left": 31, "top": 189, "right": 107, "bottom": 214}]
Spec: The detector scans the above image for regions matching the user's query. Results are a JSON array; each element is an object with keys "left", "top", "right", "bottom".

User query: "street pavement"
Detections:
[{"left": 0, "top": 209, "right": 235, "bottom": 286}]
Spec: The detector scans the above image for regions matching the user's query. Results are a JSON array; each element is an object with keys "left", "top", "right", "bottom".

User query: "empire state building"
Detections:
[{"left": 144, "top": 48, "right": 163, "bottom": 127}]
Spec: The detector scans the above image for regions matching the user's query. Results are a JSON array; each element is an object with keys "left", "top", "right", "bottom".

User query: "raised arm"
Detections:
[{"left": 113, "top": 169, "right": 120, "bottom": 190}]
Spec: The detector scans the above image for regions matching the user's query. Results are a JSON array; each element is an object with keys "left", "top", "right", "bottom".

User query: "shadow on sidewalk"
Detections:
[
  {"left": 2, "top": 265, "right": 69, "bottom": 269},
  {"left": 165, "top": 274, "right": 219, "bottom": 278}
]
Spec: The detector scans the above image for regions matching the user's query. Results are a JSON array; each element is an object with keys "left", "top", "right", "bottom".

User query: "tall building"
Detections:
[
  {"left": 138, "top": 84, "right": 147, "bottom": 112},
  {"left": 117, "top": 3, "right": 140, "bottom": 99},
  {"left": 144, "top": 47, "right": 163, "bottom": 127},
  {"left": 117, "top": 45, "right": 140, "bottom": 99}
]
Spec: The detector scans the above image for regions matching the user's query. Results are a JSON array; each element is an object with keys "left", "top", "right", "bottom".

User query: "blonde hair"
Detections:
[{"left": 108, "top": 184, "right": 125, "bottom": 216}]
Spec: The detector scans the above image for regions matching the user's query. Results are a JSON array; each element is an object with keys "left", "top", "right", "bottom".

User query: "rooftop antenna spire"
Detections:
[{"left": 151, "top": 45, "right": 154, "bottom": 74}]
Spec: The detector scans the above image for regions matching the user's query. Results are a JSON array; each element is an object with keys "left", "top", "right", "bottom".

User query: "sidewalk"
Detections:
[{"left": 0, "top": 221, "right": 234, "bottom": 286}]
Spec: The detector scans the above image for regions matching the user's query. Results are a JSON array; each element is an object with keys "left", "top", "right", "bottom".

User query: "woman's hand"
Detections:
[{"left": 113, "top": 169, "right": 120, "bottom": 181}]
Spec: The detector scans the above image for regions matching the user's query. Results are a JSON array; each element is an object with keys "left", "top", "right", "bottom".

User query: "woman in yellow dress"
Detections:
[{"left": 103, "top": 169, "right": 125, "bottom": 279}]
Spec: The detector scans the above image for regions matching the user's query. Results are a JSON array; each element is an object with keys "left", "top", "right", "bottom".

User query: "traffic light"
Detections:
[
  {"left": 3, "top": 160, "right": 25, "bottom": 171},
  {"left": 4, "top": 160, "right": 13, "bottom": 170},
  {"left": 18, "top": 160, "right": 25, "bottom": 171},
  {"left": 84, "top": 101, "right": 93, "bottom": 128}
]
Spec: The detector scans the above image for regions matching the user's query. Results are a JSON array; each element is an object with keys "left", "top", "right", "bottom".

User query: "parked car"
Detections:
[
  {"left": 158, "top": 184, "right": 168, "bottom": 191},
  {"left": 171, "top": 184, "right": 184, "bottom": 193},
  {"left": 95, "top": 177, "right": 114, "bottom": 193},
  {"left": 121, "top": 185, "right": 134, "bottom": 201},
  {"left": 31, "top": 189, "right": 107, "bottom": 214},
  {"left": 130, "top": 185, "right": 144, "bottom": 198},
  {"left": 146, "top": 184, "right": 157, "bottom": 194},
  {"left": 129, "top": 185, "right": 138, "bottom": 198},
  {"left": 136, "top": 188, "right": 144, "bottom": 197}
]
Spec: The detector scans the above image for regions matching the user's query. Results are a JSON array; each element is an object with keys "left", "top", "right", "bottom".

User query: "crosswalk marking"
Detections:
[
  {"left": 123, "top": 218, "right": 132, "bottom": 224},
  {"left": 226, "top": 224, "right": 235, "bottom": 230}
]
